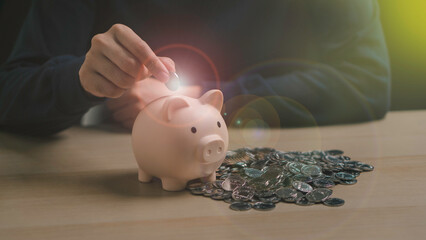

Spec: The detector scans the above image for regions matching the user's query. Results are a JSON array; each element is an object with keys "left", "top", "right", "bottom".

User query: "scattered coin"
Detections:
[
  {"left": 335, "top": 172, "right": 356, "bottom": 181},
  {"left": 282, "top": 191, "right": 304, "bottom": 203},
  {"left": 253, "top": 202, "right": 276, "bottom": 211},
  {"left": 301, "top": 165, "right": 322, "bottom": 177},
  {"left": 323, "top": 198, "right": 345, "bottom": 207},
  {"left": 244, "top": 168, "right": 264, "bottom": 178},
  {"left": 313, "top": 178, "right": 335, "bottom": 188},
  {"left": 305, "top": 188, "right": 332, "bottom": 203},
  {"left": 275, "top": 187, "right": 298, "bottom": 199},
  {"left": 232, "top": 185, "right": 255, "bottom": 201},
  {"left": 230, "top": 202, "right": 252, "bottom": 211},
  {"left": 339, "top": 179, "right": 358, "bottom": 185},
  {"left": 186, "top": 147, "right": 373, "bottom": 211},
  {"left": 295, "top": 197, "right": 315, "bottom": 206},
  {"left": 292, "top": 181, "right": 313, "bottom": 193}
]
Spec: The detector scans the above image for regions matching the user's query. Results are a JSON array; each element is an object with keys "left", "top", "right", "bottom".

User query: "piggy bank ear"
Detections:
[
  {"left": 163, "top": 96, "right": 190, "bottom": 121},
  {"left": 199, "top": 90, "right": 223, "bottom": 111}
]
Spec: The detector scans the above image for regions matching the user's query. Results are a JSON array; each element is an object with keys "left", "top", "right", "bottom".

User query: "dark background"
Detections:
[{"left": 1, "top": 0, "right": 425, "bottom": 110}]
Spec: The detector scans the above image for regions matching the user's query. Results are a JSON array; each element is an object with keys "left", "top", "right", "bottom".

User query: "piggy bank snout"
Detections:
[{"left": 199, "top": 135, "right": 226, "bottom": 163}]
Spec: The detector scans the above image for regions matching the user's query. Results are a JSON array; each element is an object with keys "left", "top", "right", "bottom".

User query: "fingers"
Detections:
[
  {"left": 91, "top": 55, "right": 137, "bottom": 89},
  {"left": 110, "top": 24, "right": 170, "bottom": 82},
  {"left": 159, "top": 57, "right": 175, "bottom": 73},
  {"left": 79, "top": 63, "right": 125, "bottom": 98}
]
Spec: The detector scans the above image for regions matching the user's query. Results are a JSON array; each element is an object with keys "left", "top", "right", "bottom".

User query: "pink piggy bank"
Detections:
[{"left": 132, "top": 89, "right": 229, "bottom": 191}]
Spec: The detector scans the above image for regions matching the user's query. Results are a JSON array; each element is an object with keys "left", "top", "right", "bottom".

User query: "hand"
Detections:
[
  {"left": 79, "top": 23, "right": 173, "bottom": 98},
  {"left": 106, "top": 78, "right": 202, "bottom": 129}
]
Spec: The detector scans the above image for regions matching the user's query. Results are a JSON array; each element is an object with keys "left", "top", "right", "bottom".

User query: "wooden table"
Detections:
[{"left": 1, "top": 110, "right": 425, "bottom": 240}]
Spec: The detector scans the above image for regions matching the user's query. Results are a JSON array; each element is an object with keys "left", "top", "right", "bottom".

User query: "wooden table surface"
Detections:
[{"left": 1, "top": 110, "right": 425, "bottom": 240}]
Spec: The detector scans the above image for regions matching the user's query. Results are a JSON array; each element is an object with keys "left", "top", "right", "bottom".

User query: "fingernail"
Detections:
[{"left": 157, "top": 71, "right": 170, "bottom": 82}]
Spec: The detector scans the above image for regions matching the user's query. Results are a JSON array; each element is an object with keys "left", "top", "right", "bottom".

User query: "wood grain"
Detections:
[{"left": 1, "top": 110, "right": 425, "bottom": 240}]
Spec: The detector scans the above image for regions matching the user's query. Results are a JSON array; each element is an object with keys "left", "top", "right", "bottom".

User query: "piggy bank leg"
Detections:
[
  {"left": 161, "top": 178, "right": 187, "bottom": 191},
  {"left": 201, "top": 172, "right": 216, "bottom": 183},
  {"left": 138, "top": 168, "right": 153, "bottom": 182}
]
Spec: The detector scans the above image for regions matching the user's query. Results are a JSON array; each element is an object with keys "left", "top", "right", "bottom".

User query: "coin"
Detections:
[
  {"left": 295, "top": 197, "right": 315, "bottom": 206},
  {"left": 339, "top": 179, "right": 358, "bottom": 185},
  {"left": 244, "top": 168, "right": 264, "bottom": 178},
  {"left": 292, "top": 181, "right": 313, "bottom": 193},
  {"left": 288, "top": 162, "right": 305, "bottom": 174},
  {"left": 187, "top": 182, "right": 203, "bottom": 190},
  {"left": 212, "top": 180, "right": 224, "bottom": 188},
  {"left": 258, "top": 196, "right": 281, "bottom": 203},
  {"left": 222, "top": 175, "right": 245, "bottom": 191},
  {"left": 275, "top": 187, "right": 297, "bottom": 198},
  {"left": 230, "top": 202, "right": 252, "bottom": 211},
  {"left": 305, "top": 188, "right": 332, "bottom": 203},
  {"left": 190, "top": 187, "right": 204, "bottom": 195},
  {"left": 301, "top": 165, "right": 322, "bottom": 177},
  {"left": 188, "top": 147, "right": 373, "bottom": 211},
  {"left": 323, "top": 197, "right": 345, "bottom": 207},
  {"left": 253, "top": 202, "right": 276, "bottom": 211},
  {"left": 282, "top": 191, "right": 304, "bottom": 203},
  {"left": 232, "top": 185, "right": 255, "bottom": 201},
  {"left": 359, "top": 163, "right": 374, "bottom": 171},
  {"left": 325, "top": 149, "right": 344, "bottom": 155},
  {"left": 210, "top": 189, "right": 225, "bottom": 200},
  {"left": 335, "top": 172, "right": 356, "bottom": 181},
  {"left": 313, "top": 178, "right": 335, "bottom": 188},
  {"left": 292, "top": 174, "right": 313, "bottom": 183}
]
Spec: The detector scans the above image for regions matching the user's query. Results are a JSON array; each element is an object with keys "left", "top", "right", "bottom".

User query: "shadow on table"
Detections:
[{"left": 99, "top": 171, "right": 187, "bottom": 198}]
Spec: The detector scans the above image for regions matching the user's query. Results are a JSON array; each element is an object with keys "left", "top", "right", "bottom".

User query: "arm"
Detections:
[
  {"left": 0, "top": 0, "right": 100, "bottom": 135},
  {"left": 221, "top": 0, "right": 390, "bottom": 127}
]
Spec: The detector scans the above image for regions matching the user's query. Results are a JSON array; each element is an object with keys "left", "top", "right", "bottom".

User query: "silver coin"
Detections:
[
  {"left": 335, "top": 172, "right": 356, "bottom": 181},
  {"left": 190, "top": 187, "right": 205, "bottom": 195},
  {"left": 325, "top": 149, "right": 344, "bottom": 155},
  {"left": 275, "top": 187, "right": 298, "bottom": 198},
  {"left": 212, "top": 180, "right": 224, "bottom": 188},
  {"left": 292, "top": 174, "right": 313, "bottom": 183},
  {"left": 224, "top": 196, "right": 234, "bottom": 203},
  {"left": 222, "top": 175, "right": 245, "bottom": 191},
  {"left": 282, "top": 191, "right": 304, "bottom": 203},
  {"left": 323, "top": 197, "right": 345, "bottom": 207},
  {"left": 305, "top": 188, "right": 332, "bottom": 203},
  {"left": 295, "top": 197, "right": 315, "bottom": 206},
  {"left": 187, "top": 182, "right": 204, "bottom": 190},
  {"left": 292, "top": 181, "right": 313, "bottom": 193},
  {"left": 313, "top": 178, "right": 335, "bottom": 188},
  {"left": 259, "top": 196, "right": 281, "bottom": 203},
  {"left": 232, "top": 185, "right": 255, "bottom": 201},
  {"left": 244, "top": 168, "right": 264, "bottom": 178},
  {"left": 229, "top": 202, "right": 252, "bottom": 211},
  {"left": 211, "top": 193, "right": 225, "bottom": 200},
  {"left": 166, "top": 72, "right": 180, "bottom": 91},
  {"left": 359, "top": 163, "right": 374, "bottom": 171},
  {"left": 339, "top": 179, "right": 357, "bottom": 185},
  {"left": 288, "top": 162, "right": 306, "bottom": 174},
  {"left": 255, "top": 190, "right": 275, "bottom": 198},
  {"left": 253, "top": 202, "right": 276, "bottom": 211},
  {"left": 301, "top": 165, "right": 322, "bottom": 177}
]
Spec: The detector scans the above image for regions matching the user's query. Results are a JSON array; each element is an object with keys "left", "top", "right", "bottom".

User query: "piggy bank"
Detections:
[{"left": 132, "top": 89, "right": 229, "bottom": 191}]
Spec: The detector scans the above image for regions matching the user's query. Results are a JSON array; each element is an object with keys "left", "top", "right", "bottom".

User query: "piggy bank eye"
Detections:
[
  {"left": 191, "top": 127, "right": 197, "bottom": 133},
  {"left": 217, "top": 121, "right": 221, "bottom": 128}
]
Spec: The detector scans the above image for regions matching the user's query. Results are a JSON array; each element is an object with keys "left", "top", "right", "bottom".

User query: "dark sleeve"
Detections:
[
  {"left": 219, "top": 0, "right": 391, "bottom": 127},
  {"left": 0, "top": 0, "right": 103, "bottom": 136}
]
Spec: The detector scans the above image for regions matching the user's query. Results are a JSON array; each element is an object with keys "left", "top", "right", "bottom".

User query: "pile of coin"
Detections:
[{"left": 187, "top": 147, "right": 374, "bottom": 211}]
